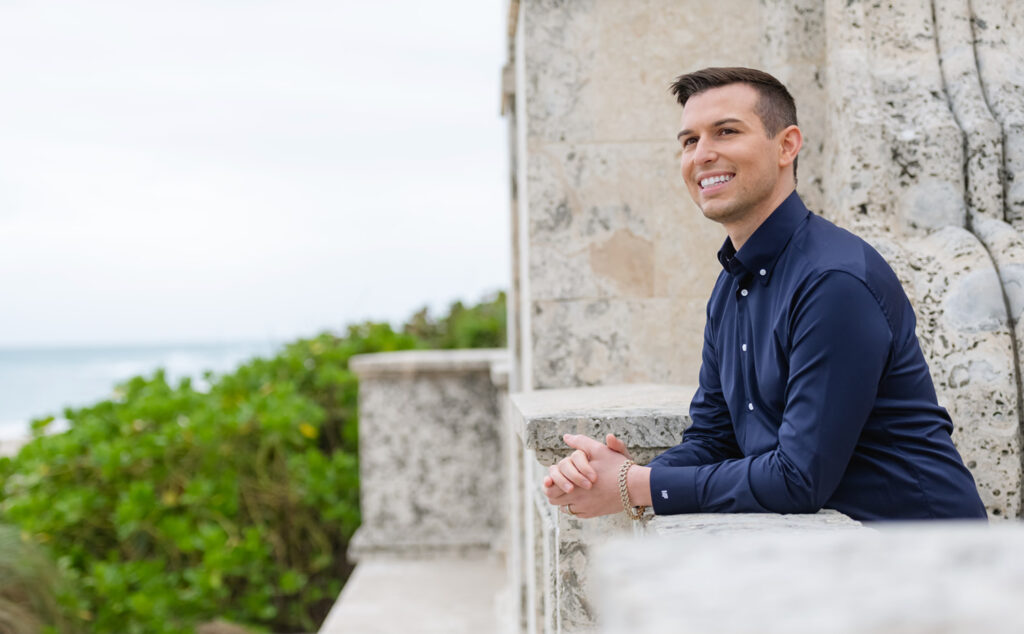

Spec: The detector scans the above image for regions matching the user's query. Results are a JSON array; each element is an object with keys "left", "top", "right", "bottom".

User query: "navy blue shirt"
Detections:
[{"left": 648, "top": 191, "right": 986, "bottom": 521}]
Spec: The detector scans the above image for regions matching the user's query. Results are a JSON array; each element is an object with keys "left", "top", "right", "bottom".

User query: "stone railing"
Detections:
[
  {"left": 322, "top": 355, "right": 1024, "bottom": 634},
  {"left": 319, "top": 348, "right": 511, "bottom": 633},
  {"left": 594, "top": 519, "right": 1024, "bottom": 634},
  {"left": 508, "top": 384, "right": 696, "bottom": 633}
]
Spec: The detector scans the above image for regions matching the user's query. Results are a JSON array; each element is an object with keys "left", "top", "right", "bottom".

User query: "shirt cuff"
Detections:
[{"left": 649, "top": 465, "right": 700, "bottom": 515}]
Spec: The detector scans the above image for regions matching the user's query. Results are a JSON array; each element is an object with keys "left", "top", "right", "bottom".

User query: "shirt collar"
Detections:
[{"left": 715, "top": 190, "right": 810, "bottom": 284}]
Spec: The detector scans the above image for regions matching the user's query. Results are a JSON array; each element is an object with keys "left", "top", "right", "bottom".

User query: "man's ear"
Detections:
[{"left": 778, "top": 124, "right": 803, "bottom": 168}]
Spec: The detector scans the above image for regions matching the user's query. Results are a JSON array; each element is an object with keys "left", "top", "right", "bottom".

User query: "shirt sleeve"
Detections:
[
  {"left": 648, "top": 271, "right": 892, "bottom": 515},
  {"left": 647, "top": 297, "right": 741, "bottom": 469}
]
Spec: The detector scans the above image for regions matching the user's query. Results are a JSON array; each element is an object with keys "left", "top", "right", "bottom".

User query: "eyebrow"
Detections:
[{"left": 677, "top": 117, "right": 745, "bottom": 140}]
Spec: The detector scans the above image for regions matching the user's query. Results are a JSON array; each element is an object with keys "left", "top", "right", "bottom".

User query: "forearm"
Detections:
[{"left": 627, "top": 464, "right": 653, "bottom": 507}]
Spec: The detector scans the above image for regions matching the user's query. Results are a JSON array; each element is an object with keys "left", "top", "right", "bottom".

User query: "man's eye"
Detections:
[
  {"left": 719, "top": 128, "right": 736, "bottom": 135},
  {"left": 682, "top": 137, "right": 697, "bottom": 147}
]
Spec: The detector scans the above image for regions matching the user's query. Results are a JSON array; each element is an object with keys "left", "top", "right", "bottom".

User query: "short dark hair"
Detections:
[{"left": 670, "top": 67, "right": 798, "bottom": 180}]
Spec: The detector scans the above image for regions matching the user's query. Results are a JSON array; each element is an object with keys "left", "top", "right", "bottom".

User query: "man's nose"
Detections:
[{"left": 693, "top": 137, "right": 717, "bottom": 164}]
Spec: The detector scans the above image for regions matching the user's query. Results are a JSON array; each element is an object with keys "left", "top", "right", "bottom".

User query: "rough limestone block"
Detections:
[
  {"left": 519, "top": 0, "right": 763, "bottom": 145},
  {"left": 523, "top": 140, "right": 720, "bottom": 389},
  {"left": 510, "top": 383, "right": 694, "bottom": 466},
  {"left": 823, "top": 0, "right": 968, "bottom": 235},
  {"left": 971, "top": 0, "right": 1024, "bottom": 227},
  {"left": 348, "top": 350, "right": 508, "bottom": 558},
  {"left": 823, "top": 0, "right": 897, "bottom": 232},
  {"left": 516, "top": 0, "right": 759, "bottom": 393},
  {"left": 868, "top": 0, "right": 966, "bottom": 229},
  {"left": 595, "top": 524, "right": 1024, "bottom": 633},
  {"left": 869, "top": 230, "right": 1021, "bottom": 519},
  {"left": 761, "top": 0, "right": 828, "bottom": 214},
  {"left": 530, "top": 297, "right": 708, "bottom": 389},
  {"left": 933, "top": 0, "right": 1006, "bottom": 220}
]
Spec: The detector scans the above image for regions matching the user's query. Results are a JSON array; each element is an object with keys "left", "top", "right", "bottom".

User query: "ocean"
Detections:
[{"left": 0, "top": 341, "right": 282, "bottom": 442}]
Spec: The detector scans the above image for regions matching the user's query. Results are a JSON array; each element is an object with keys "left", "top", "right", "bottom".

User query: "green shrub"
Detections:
[{"left": 0, "top": 292, "right": 505, "bottom": 633}]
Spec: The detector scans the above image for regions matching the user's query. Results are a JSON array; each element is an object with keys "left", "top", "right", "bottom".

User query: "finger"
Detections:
[
  {"left": 563, "top": 433, "right": 605, "bottom": 457},
  {"left": 557, "top": 455, "right": 593, "bottom": 489},
  {"left": 570, "top": 450, "right": 597, "bottom": 484},
  {"left": 548, "top": 463, "right": 574, "bottom": 494},
  {"left": 606, "top": 433, "right": 633, "bottom": 459},
  {"left": 546, "top": 486, "right": 568, "bottom": 503},
  {"left": 544, "top": 475, "right": 553, "bottom": 488},
  {"left": 546, "top": 484, "right": 571, "bottom": 504}
]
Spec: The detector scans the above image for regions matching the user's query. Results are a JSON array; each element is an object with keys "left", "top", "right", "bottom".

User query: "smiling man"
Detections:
[{"left": 544, "top": 67, "right": 987, "bottom": 522}]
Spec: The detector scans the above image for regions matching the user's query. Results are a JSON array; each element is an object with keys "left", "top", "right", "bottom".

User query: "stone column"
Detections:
[{"left": 347, "top": 349, "right": 509, "bottom": 558}]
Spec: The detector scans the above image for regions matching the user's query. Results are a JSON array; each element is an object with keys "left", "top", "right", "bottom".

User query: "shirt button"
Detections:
[
  {"left": 740, "top": 289, "right": 749, "bottom": 297},
  {"left": 759, "top": 269, "right": 767, "bottom": 276},
  {"left": 747, "top": 403, "right": 754, "bottom": 411},
  {"left": 741, "top": 343, "right": 748, "bottom": 352}
]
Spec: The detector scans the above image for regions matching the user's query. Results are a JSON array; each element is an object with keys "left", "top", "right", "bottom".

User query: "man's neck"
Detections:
[{"left": 724, "top": 185, "right": 796, "bottom": 252}]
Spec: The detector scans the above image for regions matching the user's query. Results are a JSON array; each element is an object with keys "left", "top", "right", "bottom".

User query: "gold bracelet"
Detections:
[{"left": 618, "top": 459, "right": 646, "bottom": 521}]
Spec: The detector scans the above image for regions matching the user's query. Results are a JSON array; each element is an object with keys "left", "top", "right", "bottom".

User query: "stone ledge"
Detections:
[
  {"left": 596, "top": 521, "right": 1018, "bottom": 633},
  {"left": 349, "top": 349, "right": 509, "bottom": 378},
  {"left": 649, "top": 509, "right": 864, "bottom": 535},
  {"left": 349, "top": 526, "right": 496, "bottom": 562},
  {"left": 318, "top": 555, "right": 504, "bottom": 634},
  {"left": 510, "top": 383, "right": 695, "bottom": 465}
]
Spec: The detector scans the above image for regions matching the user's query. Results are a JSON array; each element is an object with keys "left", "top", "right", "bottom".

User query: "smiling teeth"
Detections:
[{"left": 700, "top": 174, "right": 733, "bottom": 189}]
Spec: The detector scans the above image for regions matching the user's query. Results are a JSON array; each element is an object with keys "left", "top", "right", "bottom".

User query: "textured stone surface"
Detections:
[
  {"left": 649, "top": 509, "right": 863, "bottom": 535},
  {"left": 761, "top": 0, "right": 827, "bottom": 214},
  {"left": 824, "top": 0, "right": 966, "bottom": 235},
  {"left": 349, "top": 351, "right": 507, "bottom": 558},
  {"left": 318, "top": 555, "right": 504, "bottom": 634},
  {"left": 971, "top": 0, "right": 1024, "bottom": 227},
  {"left": 511, "top": 383, "right": 694, "bottom": 466},
  {"left": 595, "top": 524, "right": 1024, "bottom": 633},
  {"left": 867, "top": 230, "right": 1021, "bottom": 519},
  {"left": 934, "top": 0, "right": 1006, "bottom": 220},
  {"left": 516, "top": 0, "right": 763, "bottom": 390}
]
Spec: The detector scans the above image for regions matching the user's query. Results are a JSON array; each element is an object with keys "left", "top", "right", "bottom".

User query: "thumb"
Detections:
[
  {"left": 563, "top": 433, "right": 605, "bottom": 457},
  {"left": 606, "top": 433, "right": 633, "bottom": 459}
]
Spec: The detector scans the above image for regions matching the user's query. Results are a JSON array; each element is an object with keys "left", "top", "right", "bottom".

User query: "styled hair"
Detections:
[
  {"left": 670, "top": 67, "right": 797, "bottom": 136},
  {"left": 670, "top": 67, "right": 799, "bottom": 179}
]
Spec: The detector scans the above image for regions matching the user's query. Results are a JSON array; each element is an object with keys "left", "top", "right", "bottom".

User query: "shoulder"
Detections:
[{"left": 788, "top": 214, "right": 907, "bottom": 331}]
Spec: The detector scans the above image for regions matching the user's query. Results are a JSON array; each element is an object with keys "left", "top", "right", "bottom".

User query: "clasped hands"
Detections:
[{"left": 543, "top": 432, "right": 651, "bottom": 519}]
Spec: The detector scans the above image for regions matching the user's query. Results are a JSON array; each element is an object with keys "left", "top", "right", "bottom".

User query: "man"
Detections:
[{"left": 544, "top": 67, "right": 987, "bottom": 522}]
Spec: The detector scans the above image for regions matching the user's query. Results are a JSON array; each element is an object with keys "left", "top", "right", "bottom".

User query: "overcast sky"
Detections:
[{"left": 0, "top": 1, "right": 509, "bottom": 346}]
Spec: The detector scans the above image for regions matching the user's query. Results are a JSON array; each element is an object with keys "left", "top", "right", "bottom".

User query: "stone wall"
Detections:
[{"left": 512, "top": 0, "right": 767, "bottom": 391}]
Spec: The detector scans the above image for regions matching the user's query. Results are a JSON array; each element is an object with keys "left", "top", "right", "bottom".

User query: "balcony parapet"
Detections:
[{"left": 511, "top": 383, "right": 696, "bottom": 466}]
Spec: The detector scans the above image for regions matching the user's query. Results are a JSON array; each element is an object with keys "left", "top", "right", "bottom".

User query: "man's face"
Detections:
[{"left": 677, "top": 83, "right": 783, "bottom": 226}]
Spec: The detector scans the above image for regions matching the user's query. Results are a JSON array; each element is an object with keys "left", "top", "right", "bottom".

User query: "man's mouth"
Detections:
[{"left": 699, "top": 174, "right": 734, "bottom": 191}]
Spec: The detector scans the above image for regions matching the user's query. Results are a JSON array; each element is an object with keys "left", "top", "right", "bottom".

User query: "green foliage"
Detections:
[{"left": 0, "top": 292, "right": 505, "bottom": 633}]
